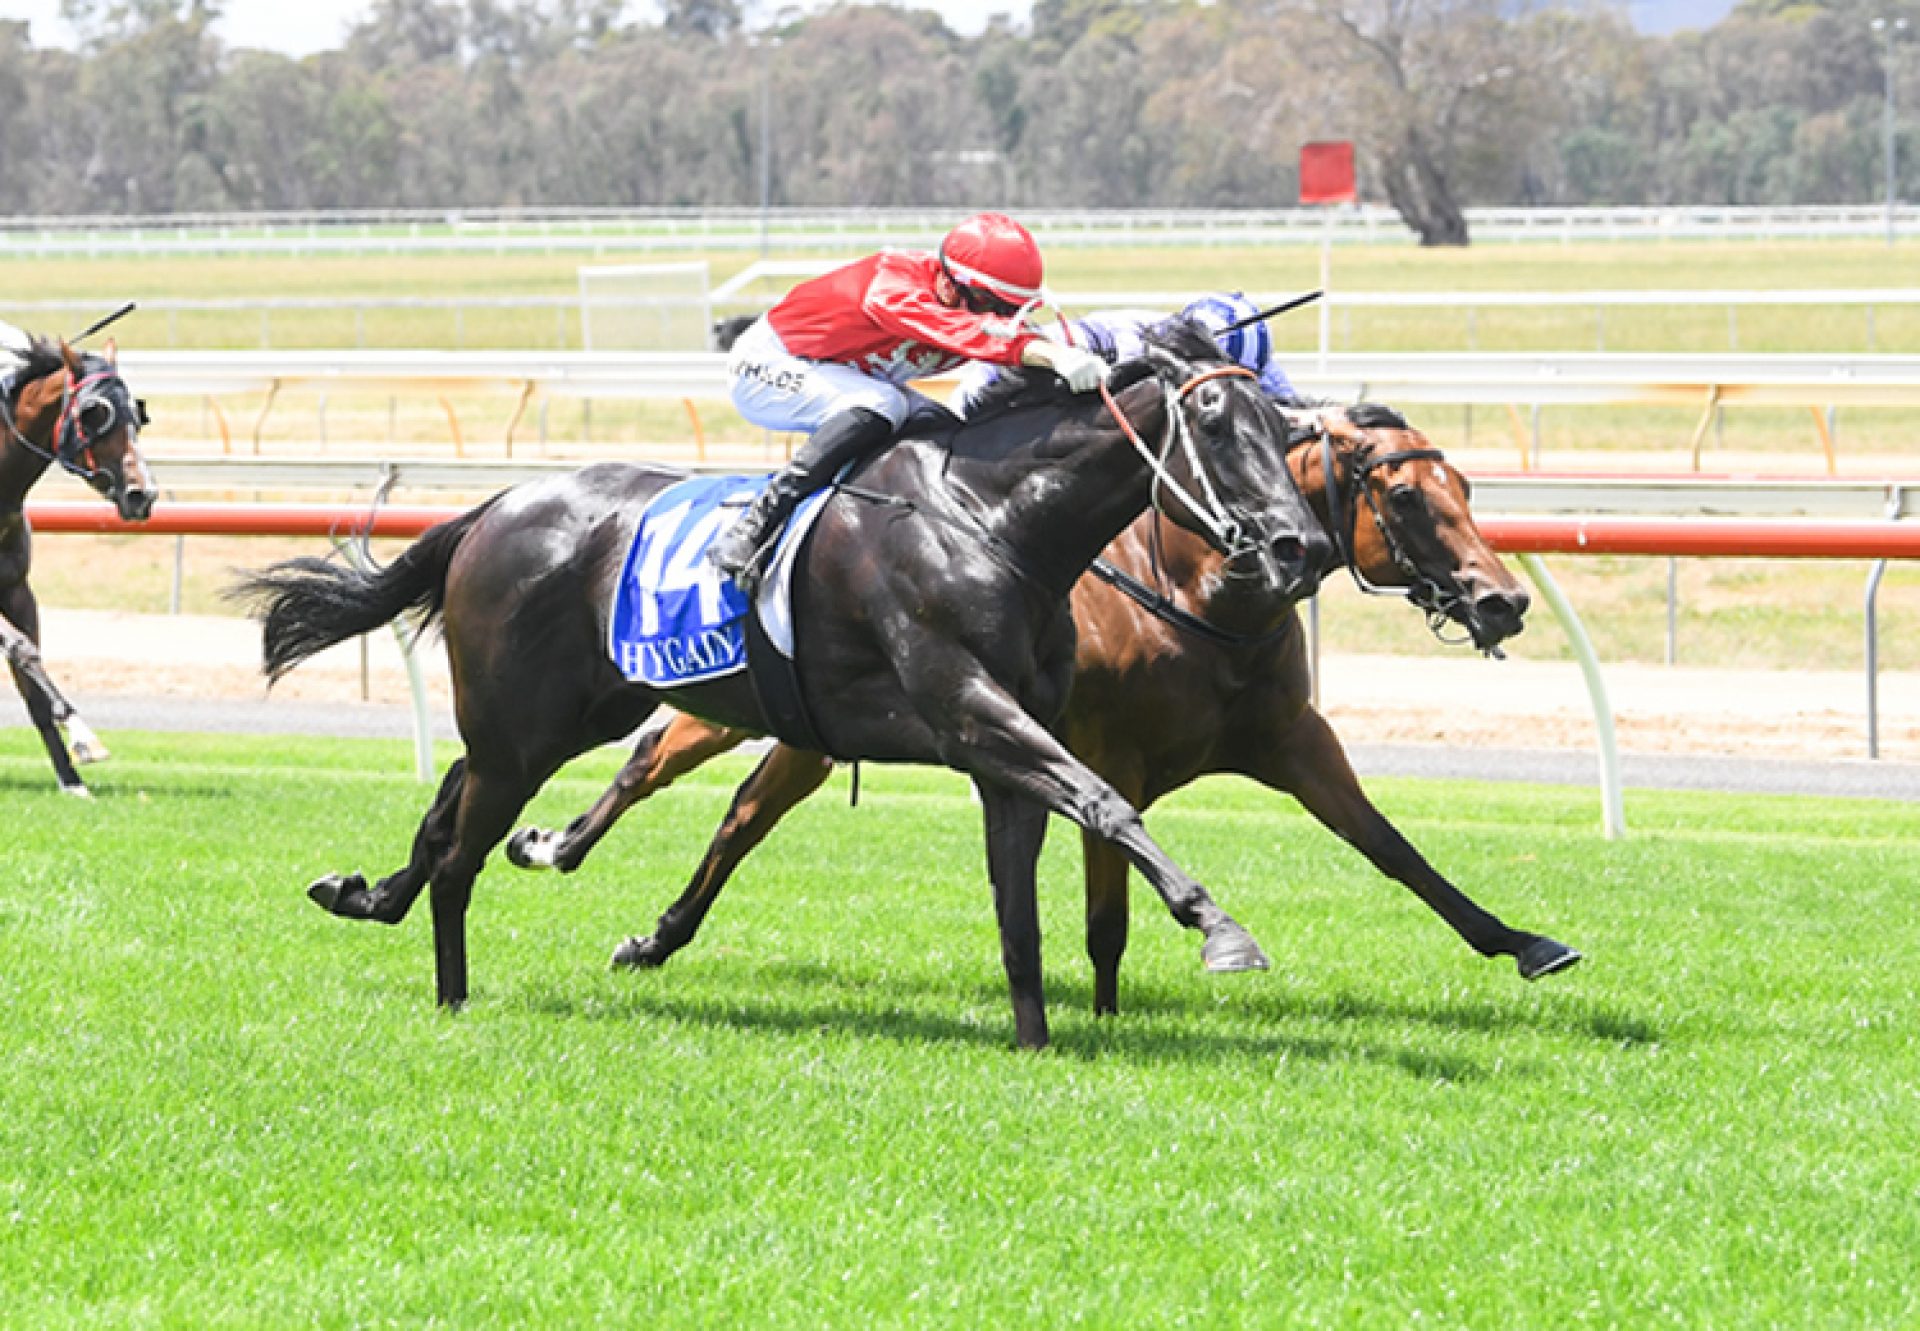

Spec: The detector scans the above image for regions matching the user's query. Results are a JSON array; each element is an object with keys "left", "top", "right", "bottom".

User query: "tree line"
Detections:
[{"left": 1, "top": 0, "right": 1914, "bottom": 244}]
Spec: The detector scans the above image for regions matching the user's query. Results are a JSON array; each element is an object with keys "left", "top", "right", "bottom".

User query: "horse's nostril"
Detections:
[{"left": 1479, "top": 590, "right": 1527, "bottom": 627}]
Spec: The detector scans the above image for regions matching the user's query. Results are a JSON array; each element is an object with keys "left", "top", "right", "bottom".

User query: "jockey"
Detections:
[
  {"left": 709, "top": 211, "right": 1107, "bottom": 592},
  {"left": 0, "top": 319, "right": 32, "bottom": 398},
  {"left": 953, "top": 291, "right": 1299, "bottom": 417}
]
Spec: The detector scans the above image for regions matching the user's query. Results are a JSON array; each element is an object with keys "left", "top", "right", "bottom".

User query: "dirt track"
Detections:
[{"left": 13, "top": 607, "right": 1917, "bottom": 767}]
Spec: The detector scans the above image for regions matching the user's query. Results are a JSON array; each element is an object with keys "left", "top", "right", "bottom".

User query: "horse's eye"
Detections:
[{"left": 1388, "top": 485, "right": 1421, "bottom": 512}]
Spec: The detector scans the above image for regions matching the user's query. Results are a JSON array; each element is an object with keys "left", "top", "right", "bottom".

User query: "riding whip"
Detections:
[
  {"left": 1221, "top": 290, "right": 1323, "bottom": 333},
  {"left": 69, "top": 302, "right": 138, "bottom": 345}
]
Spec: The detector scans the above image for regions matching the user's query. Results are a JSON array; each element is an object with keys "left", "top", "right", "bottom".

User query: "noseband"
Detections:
[
  {"left": 1098, "top": 364, "right": 1273, "bottom": 561},
  {"left": 1310, "top": 422, "right": 1483, "bottom": 650}
]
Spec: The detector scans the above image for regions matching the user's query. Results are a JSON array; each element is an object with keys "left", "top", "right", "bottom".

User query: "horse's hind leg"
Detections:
[
  {"left": 0, "top": 586, "right": 93, "bottom": 794},
  {"left": 428, "top": 759, "right": 542, "bottom": 1008},
  {"left": 309, "top": 758, "right": 467, "bottom": 925},
  {"left": 508, "top": 710, "right": 751, "bottom": 875},
  {"left": 612, "top": 741, "right": 833, "bottom": 969},
  {"left": 1260, "top": 707, "right": 1581, "bottom": 981}
]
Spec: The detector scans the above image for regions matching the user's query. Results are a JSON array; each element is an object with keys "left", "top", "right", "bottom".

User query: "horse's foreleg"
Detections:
[
  {"left": 508, "top": 710, "right": 751, "bottom": 874},
  {"left": 978, "top": 780, "right": 1052, "bottom": 1051},
  {"left": 1083, "top": 828, "right": 1131, "bottom": 1017},
  {"left": 612, "top": 742, "right": 833, "bottom": 969},
  {"left": 1260, "top": 707, "right": 1581, "bottom": 980},
  {"left": 310, "top": 759, "right": 467, "bottom": 925},
  {"left": 945, "top": 696, "right": 1268, "bottom": 975},
  {"left": 0, "top": 590, "right": 91, "bottom": 793}
]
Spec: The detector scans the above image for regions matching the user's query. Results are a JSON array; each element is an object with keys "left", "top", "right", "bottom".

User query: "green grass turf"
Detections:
[{"left": 2, "top": 729, "right": 1916, "bottom": 1327}]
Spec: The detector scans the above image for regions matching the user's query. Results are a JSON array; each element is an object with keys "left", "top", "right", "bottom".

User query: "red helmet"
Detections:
[{"left": 939, "top": 212, "right": 1044, "bottom": 312}]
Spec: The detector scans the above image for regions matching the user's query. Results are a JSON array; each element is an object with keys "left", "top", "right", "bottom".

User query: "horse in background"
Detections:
[
  {"left": 710, "top": 315, "right": 757, "bottom": 353},
  {"left": 0, "top": 329, "right": 157, "bottom": 795},
  {"left": 507, "top": 402, "right": 1580, "bottom": 1013}
]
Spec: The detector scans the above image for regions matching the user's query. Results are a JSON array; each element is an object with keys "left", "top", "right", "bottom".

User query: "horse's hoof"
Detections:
[
  {"left": 611, "top": 935, "right": 671, "bottom": 970},
  {"left": 63, "top": 720, "right": 108, "bottom": 765},
  {"left": 307, "top": 872, "right": 370, "bottom": 917},
  {"left": 1202, "top": 922, "right": 1271, "bottom": 974},
  {"left": 1517, "top": 936, "right": 1583, "bottom": 980},
  {"left": 506, "top": 827, "right": 553, "bottom": 871},
  {"left": 59, "top": 782, "right": 94, "bottom": 800}
]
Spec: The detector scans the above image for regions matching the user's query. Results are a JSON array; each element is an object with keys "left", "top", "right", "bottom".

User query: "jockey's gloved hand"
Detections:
[{"left": 1022, "top": 339, "right": 1108, "bottom": 393}]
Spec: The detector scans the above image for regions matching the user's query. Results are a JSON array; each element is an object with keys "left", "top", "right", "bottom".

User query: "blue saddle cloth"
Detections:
[{"left": 609, "top": 474, "right": 764, "bottom": 688}]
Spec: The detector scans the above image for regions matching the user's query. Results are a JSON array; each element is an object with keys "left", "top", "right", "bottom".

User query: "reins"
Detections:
[{"left": 1085, "top": 556, "right": 1294, "bottom": 649}]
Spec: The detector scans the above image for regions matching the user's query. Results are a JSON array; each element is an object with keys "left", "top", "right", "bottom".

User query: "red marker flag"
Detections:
[{"left": 1299, "top": 141, "right": 1357, "bottom": 205}]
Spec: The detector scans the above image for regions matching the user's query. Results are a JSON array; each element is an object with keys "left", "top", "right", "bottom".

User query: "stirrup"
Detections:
[
  {"left": 711, "top": 531, "right": 776, "bottom": 598},
  {"left": 731, "top": 556, "right": 770, "bottom": 600}
]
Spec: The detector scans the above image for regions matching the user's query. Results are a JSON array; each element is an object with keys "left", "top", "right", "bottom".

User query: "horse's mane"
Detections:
[
  {"left": 966, "top": 315, "right": 1231, "bottom": 423},
  {"left": 2, "top": 335, "right": 66, "bottom": 394},
  {"left": 1345, "top": 401, "right": 1410, "bottom": 431},
  {"left": 964, "top": 361, "right": 1075, "bottom": 421},
  {"left": 1140, "top": 315, "right": 1229, "bottom": 370}
]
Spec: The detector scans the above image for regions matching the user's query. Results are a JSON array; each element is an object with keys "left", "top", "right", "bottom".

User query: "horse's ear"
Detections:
[
  {"left": 1107, "top": 355, "right": 1159, "bottom": 395},
  {"left": 103, "top": 338, "right": 118, "bottom": 366},
  {"left": 58, "top": 339, "right": 83, "bottom": 375}
]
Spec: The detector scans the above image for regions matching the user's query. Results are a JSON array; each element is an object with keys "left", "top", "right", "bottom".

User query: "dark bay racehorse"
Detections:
[
  {"left": 237, "top": 324, "right": 1334, "bottom": 1048},
  {"left": 1, "top": 334, "right": 156, "bottom": 794},
  {"left": 507, "top": 401, "right": 1581, "bottom": 1013}
]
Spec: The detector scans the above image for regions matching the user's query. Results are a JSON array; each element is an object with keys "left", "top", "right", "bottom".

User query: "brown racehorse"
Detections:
[
  {"left": 1, "top": 333, "right": 156, "bottom": 794},
  {"left": 238, "top": 324, "right": 1334, "bottom": 1049},
  {"left": 507, "top": 401, "right": 1581, "bottom": 1013}
]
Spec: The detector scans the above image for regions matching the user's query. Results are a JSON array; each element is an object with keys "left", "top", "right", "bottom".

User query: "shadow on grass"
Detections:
[
  {"left": 0, "top": 769, "right": 243, "bottom": 802},
  {"left": 703, "top": 955, "right": 1662, "bottom": 1048},
  {"left": 515, "top": 972, "right": 1504, "bottom": 1082}
]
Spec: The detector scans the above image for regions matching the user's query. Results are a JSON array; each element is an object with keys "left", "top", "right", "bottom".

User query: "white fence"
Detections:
[
  {"left": 11, "top": 285, "right": 1917, "bottom": 352},
  {"left": 110, "top": 348, "right": 1920, "bottom": 409},
  {"left": 4, "top": 204, "right": 1917, "bottom": 257},
  {"left": 100, "top": 347, "right": 1920, "bottom": 467},
  {"left": 111, "top": 455, "right": 1920, "bottom": 524}
]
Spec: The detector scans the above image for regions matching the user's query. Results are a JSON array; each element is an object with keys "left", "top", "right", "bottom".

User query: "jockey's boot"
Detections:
[{"left": 708, "top": 406, "right": 893, "bottom": 597}]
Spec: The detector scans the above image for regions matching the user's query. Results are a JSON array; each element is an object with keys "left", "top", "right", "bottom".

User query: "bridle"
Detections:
[
  {"left": 1298, "top": 412, "right": 1484, "bottom": 651},
  {"left": 1, "top": 358, "right": 148, "bottom": 488},
  {"left": 1098, "top": 364, "right": 1282, "bottom": 563}
]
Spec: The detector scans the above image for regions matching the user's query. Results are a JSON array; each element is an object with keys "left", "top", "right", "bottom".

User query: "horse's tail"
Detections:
[{"left": 233, "top": 498, "right": 499, "bottom": 684}]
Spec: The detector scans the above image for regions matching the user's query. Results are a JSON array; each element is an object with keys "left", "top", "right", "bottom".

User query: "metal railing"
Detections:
[
  {"left": 24, "top": 480, "right": 1917, "bottom": 834},
  {"left": 91, "top": 347, "right": 1920, "bottom": 473},
  {"left": 5, "top": 203, "right": 1916, "bottom": 256},
  {"left": 11, "top": 286, "right": 1920, "bottom": 352}
]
